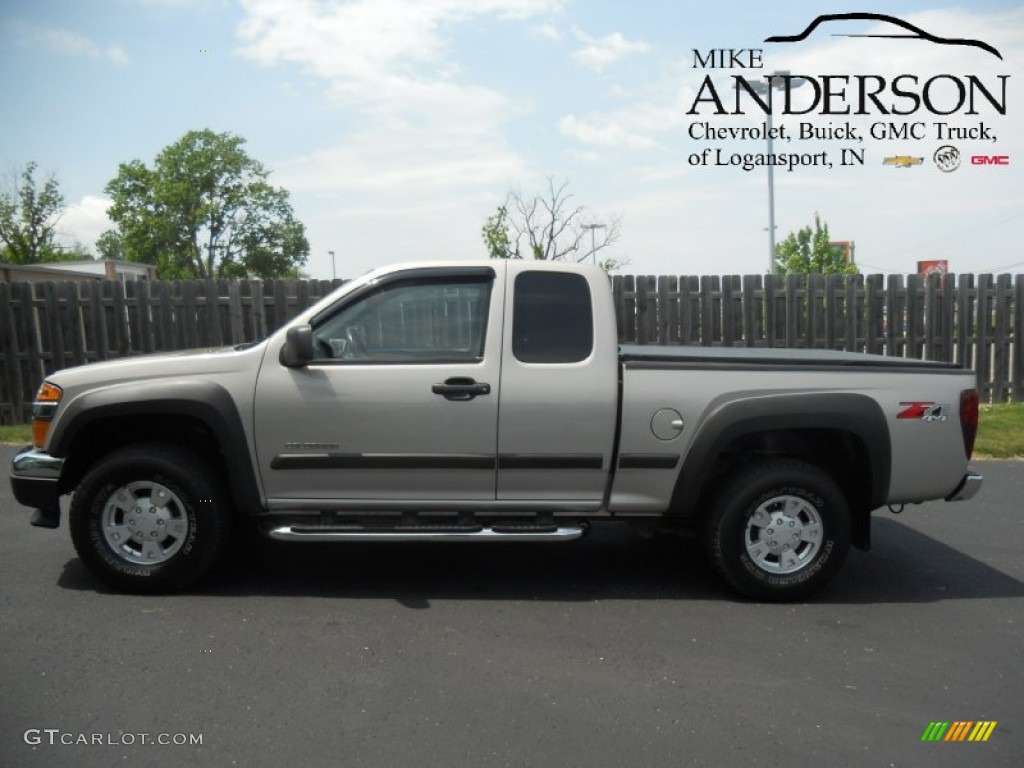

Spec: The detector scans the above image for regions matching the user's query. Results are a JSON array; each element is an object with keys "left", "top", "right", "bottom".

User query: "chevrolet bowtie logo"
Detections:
[{"left": 883, "top": 155, "right": 925, "bottom": 168}]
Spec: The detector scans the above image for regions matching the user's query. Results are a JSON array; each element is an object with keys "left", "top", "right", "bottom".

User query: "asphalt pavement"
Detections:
[{"left": 1, "top": 445, "right": 1021, "bottom": 767}]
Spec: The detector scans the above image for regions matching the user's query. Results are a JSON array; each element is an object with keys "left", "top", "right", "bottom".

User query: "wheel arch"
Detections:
[
  {"left": 670, "top": 393, "right": 890, "bottom": 550},
  {"left": 50, "top": 380, "right": 263, "bottom": 515}
]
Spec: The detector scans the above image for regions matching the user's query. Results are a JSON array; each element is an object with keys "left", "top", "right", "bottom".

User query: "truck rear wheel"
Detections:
[
  {"left": 69, "top": 444, "right": 232, "bottom": 593},
  {"left": 703, "top": 458, "right": 850, "bottom": 601}
]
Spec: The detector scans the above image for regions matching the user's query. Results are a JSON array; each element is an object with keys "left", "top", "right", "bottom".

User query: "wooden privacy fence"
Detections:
[
  {"left": 613, "top": 272, "right": 1023, "bottom": 404},
  {"left": 0, "top": 271, "right": 1021, "bottom": 423},
  {"left": 0, "top": 278, "right": 343, "bottom": 424}
]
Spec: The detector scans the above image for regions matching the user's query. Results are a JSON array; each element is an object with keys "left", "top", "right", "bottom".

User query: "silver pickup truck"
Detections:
[{"left": 10, "top": 260, "right": 982, "bottom": 600}]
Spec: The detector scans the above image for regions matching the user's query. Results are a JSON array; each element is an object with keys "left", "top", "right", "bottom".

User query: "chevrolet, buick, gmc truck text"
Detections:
[{"left": 10, "top": 261, "right": 982, "bottom": 600}]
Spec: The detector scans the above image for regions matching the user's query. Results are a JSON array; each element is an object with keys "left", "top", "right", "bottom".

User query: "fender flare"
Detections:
[
  {"left": 672, "top": 392, "right": 891, "bottom": 521},
  {"left": 49, "top": 379, "right": 263, "bottom": 514}
]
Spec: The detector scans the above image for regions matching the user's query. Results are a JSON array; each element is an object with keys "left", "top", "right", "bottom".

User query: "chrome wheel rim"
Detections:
[
  {"left": 744, "top": 495, "right": 823, "bottom": 575},
  {"left": 100, "top": 481, "right": 189, "bottom": 565}
]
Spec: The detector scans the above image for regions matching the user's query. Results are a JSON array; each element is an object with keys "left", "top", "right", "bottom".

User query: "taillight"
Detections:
[
  {"left": 32, "top": 381, "right": 62, "bottom": 449},
  {"left": 959, "top": 388, "right": 979, "bottom": 460}
]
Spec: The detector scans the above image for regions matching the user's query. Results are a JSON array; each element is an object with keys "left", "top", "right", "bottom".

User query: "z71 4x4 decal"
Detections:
[{"left": 897, "top": 402, "right": 949, "bottom": 422}]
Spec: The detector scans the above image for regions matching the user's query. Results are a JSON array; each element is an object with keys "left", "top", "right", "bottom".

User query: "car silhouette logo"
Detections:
[{"left": 765, "top": 12, "right": 1002, "bottom": 60}]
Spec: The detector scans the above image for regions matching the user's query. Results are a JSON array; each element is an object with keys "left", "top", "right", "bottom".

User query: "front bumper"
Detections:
[
  {"left": 10, "top": 446, "right": 64, "bottom": 528},
  {"left": 945, "top": 471, "right": 983, "bottom": 502}
]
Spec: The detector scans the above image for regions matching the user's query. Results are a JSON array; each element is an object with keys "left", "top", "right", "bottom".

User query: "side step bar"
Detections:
[{"left": 265, "top": 523, "right": 587, "bottom": 543}]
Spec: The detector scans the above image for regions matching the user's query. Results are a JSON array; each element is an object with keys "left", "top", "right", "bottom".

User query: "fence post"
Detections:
[
  {"left": 992, "top": 274, "right": 1011, "bottom": 403},
  {"left": 763, "top": 274, "right": 777, "bottom": 347},
  {"left": 0, "top": 283, "right": 24, "bottom": 423},
  {"left": 19, "top": 283, "right": 43, "bottom": 397},
  {"left": 741, "top": 274, "right": 760, "bottom": 347},
  {"left": 865, "top": 274, "right": 883, "bottom": 355},
  {"left": 783, "top": 274, "right": 800, "bottom": 348},
  {"left": 699, "top": 275, "right": 716, "bottom": 346},
  {"left": 906, "top": 274, "right": 924, "bottom": 360},
  {"left": 975, "top": 274, "right": 992, "bottom": 402},
  {"left": 1015, "top": 275, "right": 1024, "bottom": 403},
  {"left": 658, "top": 275, "right": 678, "bottom": 345}
]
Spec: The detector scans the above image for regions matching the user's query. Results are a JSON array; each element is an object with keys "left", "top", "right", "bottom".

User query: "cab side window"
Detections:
[
  {"left": 312, "top": 277, "right": 492, "bottom": 363},
  {"left": 512, "top": 272, "right": 593, "bottom": 364}
]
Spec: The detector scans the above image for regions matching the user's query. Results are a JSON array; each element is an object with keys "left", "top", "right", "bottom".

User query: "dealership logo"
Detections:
[
  {"left": 921, "top": 721, "right": 997, "bottom": 742},
  {"left": 765, "top": 12, "right": 1002, "bottom": 59},
  {"left": 882, "top": 155, "right": 924, "bottom": 168},
  {"left": 687, "top": 10, "right": 1009, "bottom": 118},
  {"left": 934, "top": 145, "right": 961, "bottom": 172},
  {"left": 971, "top": 155, "right": 1009, "bottom": 165}
]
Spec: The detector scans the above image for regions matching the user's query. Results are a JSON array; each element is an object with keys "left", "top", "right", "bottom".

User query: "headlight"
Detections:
[{"left": 32, "top": 381, "right": 62, "bottom": 449}]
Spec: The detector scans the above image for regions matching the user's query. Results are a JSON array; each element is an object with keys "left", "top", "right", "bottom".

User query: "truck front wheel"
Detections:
[
  {"left": 703, "top": 459, "right": 850, "bottom": 601},
  {"left": 69, "top": 444, "right": 232, "bottom": 593}
]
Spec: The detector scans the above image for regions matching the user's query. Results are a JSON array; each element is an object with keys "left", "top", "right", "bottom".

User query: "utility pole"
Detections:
[
  {"left": 749, "top": 71, "right": 807, "bottom": 274},
  {"left": 581, "top": 223, "right": 606, "bottom": 265}
]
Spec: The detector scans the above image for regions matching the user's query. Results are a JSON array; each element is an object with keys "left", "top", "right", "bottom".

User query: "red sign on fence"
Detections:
[{"left": 918, "top": 260, "right": 949, "bottom": 276}]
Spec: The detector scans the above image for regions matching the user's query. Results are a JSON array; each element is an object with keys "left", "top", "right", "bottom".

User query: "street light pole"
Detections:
[
  {"left": 328, "top": 250, "right": 336, "bottom": 280},
  {"left": 766, "top": 106, "right": 778, "bottom": 275},
  {"left": 581, "top": 223, "right": 606, "bottom": 265},
  {"left": 750, "top": 71, "right": 806, "bottom": 274}
]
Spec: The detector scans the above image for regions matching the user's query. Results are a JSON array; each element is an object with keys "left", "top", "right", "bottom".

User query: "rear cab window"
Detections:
[{"left": 512, "top": 272, "right": 593, "bottom": 364}]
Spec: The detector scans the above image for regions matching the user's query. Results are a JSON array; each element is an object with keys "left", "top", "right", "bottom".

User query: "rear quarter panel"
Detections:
[{"left": 611, "top": 363, "right": 974, "bottom": 513}]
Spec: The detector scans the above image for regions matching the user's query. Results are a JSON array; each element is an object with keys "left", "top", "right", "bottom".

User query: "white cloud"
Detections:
[
  {"left": 278, "top": 124, "right": 527, "bottom": 194},
  {"left": 236, "top": 0, "right": 560, "bottom": 110},
  {"left": 571, "top": 29, "right": 650, "bottom": 72},
  {"left": 235, "top": 0, "right": 556, "bottom": 200},
  {"left": 535, "top": 22, "right": 562, "bottom": 41},
  {"left": 559, "top": 83, "right": 693, "bottom": 150},
  {"left": 136, "top": 0, "right": 204, "bottom": 6},
  {"left": 23, "top": 25, "right": 129, "bottom": 65},
  {"left": 233, "top": 0, "right": 563, "bottom": 275},
  {"left": 559, "top": 115, "right": 656, "bottom": 149},
  {"left": 57, "top": 196, "right": 113, "bottom": 251}
]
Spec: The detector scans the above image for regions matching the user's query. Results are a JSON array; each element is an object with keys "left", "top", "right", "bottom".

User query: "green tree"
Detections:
[
  {"left": 481, "top": 204, "right": 514, "bottom": 260},
  {"left": 0, "top": 162, "right": 66, "bottom": 264},
  {"left": 481, "top": 178, "right": 625, "bottom": 269},
  {"left": 774, "top": 213, "right": 858, "bottom": 275},
  {"left": 62, "top": 241, "right": 95, "bottom": 260},
  {"left": 95, "top": 230, "right": 125, "bottom": 261},
  {"left": 104, "top": 129, "right": 309, "bottom": 278}
]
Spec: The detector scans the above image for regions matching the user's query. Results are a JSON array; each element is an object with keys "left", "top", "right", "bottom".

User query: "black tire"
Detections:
[
  {"left": 702, "top": 458, "right": 850, "bottom": 601},
  {"left": 69, "top": 443, "right": 232, "bottom": 594}
]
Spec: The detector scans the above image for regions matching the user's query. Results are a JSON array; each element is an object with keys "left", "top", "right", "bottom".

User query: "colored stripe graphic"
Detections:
[
  {"left": 969, "top": 722, "right": 997, "bottom": 742},
  {"left": 945, "top": 721, "right": 972, "bottom": 741},
  {"left": 921, "top": 721, "right": 997, "bottom": 742}
]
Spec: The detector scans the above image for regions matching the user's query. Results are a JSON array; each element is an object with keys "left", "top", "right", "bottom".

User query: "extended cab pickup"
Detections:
[{"left": 10, "top": 260, "right": 982, "bottom": 600}]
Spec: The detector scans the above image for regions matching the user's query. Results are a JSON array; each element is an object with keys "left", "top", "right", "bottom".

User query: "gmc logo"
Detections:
[{"left": 971, "top": 155, "right": 1010, "bottom": 165}]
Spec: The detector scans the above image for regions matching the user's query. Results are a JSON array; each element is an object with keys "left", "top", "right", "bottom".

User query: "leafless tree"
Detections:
[{"left": 484, "top": 177, "right": 625, "bottom": 269}]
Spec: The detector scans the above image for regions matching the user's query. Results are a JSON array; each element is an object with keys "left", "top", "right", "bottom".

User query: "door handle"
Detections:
[{"left": 432, "top": 377, "right": 491, "bottom": 401}]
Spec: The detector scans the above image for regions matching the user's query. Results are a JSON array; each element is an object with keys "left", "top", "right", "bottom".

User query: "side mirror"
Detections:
[{"left": 280, "top": 324, "right": 314, "bottom": 367}]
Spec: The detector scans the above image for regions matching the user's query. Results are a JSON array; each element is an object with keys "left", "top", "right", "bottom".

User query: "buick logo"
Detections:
[{"left": 933, "top": 145, "right": 961, "bottom": 172}]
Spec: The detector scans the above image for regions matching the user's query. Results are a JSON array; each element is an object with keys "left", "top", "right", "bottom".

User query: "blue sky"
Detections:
[{"left": 2, "top": 0, "right": 1021, "bottom": 278}]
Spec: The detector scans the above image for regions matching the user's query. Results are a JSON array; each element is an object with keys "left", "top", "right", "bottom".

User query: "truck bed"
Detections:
[{"left": 619, "top": 344, "right": 964, "bottom": 371}]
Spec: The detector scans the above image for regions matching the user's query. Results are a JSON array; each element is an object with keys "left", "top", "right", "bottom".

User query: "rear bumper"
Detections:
[
  {"left": 945, "top": 471, "right": 983, "bottom": 502},
  {"left": 9, "top": 446, "right": 64, "bottom": 528}
]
